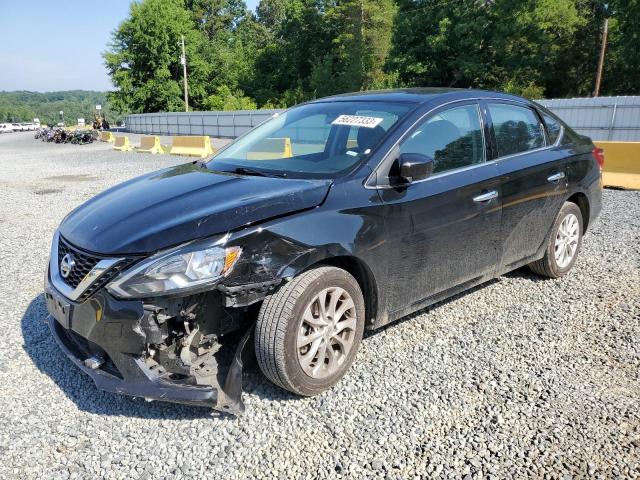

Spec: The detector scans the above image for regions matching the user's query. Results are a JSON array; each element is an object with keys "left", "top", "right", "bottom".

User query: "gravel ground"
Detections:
[{"left": 0, "top": 132, "right": 638, "bottom": 479}]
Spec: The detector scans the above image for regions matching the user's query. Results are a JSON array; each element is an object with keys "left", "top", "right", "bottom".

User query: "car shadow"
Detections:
[
  {"left": 20, "top": 293, "right": 292, "bottom": 420},
  {"left": 364, "top": 266, "right": 549, "bottom": 338},
  {"left": 22, "top": 267, "right": 546, "bottom": 419},
  {"left": 501, "top": 265, "right": 551, "bottom": 283}
]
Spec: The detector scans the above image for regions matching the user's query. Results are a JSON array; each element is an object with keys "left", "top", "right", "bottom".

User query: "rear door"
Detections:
[
  {"left": 376, "top": 101, "right": 502, "bottom": 315},
  {"left": 484, "top": 101, "right": 569, "bottom": 270}
]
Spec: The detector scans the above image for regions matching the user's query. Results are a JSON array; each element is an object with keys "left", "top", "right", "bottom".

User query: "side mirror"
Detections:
[{"left": 399, "top": 153, "right": 434, "bottom": 183}]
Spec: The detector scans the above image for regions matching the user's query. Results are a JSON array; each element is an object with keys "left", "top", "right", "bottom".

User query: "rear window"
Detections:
[
  {"left": 541, "top": 113, "right": 562, "bottom": 144},
  {"left": 488, "top": 103, "right": 545, "bottom": 157}
]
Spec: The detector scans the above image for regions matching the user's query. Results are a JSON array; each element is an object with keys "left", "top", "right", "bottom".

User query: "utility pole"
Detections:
[
  {"left": 594, "top": 17, "right": 608, "bottom": 97},
  {"left": 180, "top": 35, "right": 189, "bottom": 112}
]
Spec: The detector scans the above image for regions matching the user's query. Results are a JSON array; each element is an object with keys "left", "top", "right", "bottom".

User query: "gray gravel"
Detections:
[{"left": 0, "top": 131, "right": 639, "bottom": 479}]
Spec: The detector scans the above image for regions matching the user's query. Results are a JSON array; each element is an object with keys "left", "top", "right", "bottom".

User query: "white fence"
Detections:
[
  {"left": 124, "top": 96, "right": 640, "bottom": 141},
  {"left": 536, "top": 96, "right": 640, "bottom": 141},
  {"left": 124, "top": 110, "right": 281, "bottom": 138}
]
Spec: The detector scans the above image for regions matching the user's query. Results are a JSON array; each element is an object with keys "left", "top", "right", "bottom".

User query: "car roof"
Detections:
[{"left": 309, "top": 88, "right": 529, "bottom": 105}]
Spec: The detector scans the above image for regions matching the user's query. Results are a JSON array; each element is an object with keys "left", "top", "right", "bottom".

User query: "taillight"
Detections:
[{"left": 593, "top": 147, "right": 605, "bottom": 170}]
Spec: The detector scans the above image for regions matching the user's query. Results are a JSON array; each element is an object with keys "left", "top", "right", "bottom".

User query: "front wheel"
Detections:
[
  {"left": 529, "top": 201, "right": 583, "bottom": 278},
  {"left": 254, "top": 266, "right": 365, "bottom": 396}
]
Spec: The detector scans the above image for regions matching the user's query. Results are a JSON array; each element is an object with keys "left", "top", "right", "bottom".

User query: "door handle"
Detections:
[
  {"left": 547, "top": 172, "right": 566, "bottom": 183},
  {"left": 473, "top": 190, "right": 499, "bottom": 203}
]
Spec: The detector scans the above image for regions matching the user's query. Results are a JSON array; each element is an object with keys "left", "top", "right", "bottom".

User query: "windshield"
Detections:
[{"left": 206, "top": 101, "right": 413, "bottom": 179}]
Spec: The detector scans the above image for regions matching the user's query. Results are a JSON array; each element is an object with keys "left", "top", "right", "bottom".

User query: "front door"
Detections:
[{"left": 376, "top": 102, "right": 502, "bottom": 317}]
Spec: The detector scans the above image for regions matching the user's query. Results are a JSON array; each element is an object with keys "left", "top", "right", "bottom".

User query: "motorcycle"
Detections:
[
  {"left": 35, "top": 127, "right": 99, "bottom": 145},
  {"left": 53, "top": 129, "right": 68, "bottom": 143},
  {"left": 45, "top": 129, "right": 56, "bottom": 142}
]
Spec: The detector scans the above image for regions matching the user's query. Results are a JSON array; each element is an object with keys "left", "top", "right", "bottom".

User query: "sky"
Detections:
[{"left": 0, "top": 0, "right": 260, "bottom": 93}]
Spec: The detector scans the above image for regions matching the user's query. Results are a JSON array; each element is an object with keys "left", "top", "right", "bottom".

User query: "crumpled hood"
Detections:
[{"left": 59, "top": 163, "right": 331, "bottom": 255}]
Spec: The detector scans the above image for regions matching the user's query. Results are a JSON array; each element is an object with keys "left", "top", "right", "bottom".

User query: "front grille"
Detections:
[
  {"left": 58, "top": 237, "right": 103, "bottom": 288},
  {"left": 81, "top": 260, "right": 132, "bottom": 299},
  {"left": 57, "top": 236, "right": 136, "bottom": 301}
]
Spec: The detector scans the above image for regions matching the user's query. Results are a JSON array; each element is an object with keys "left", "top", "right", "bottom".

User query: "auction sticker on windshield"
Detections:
[{"left": 332, "top": 115, "right": 384, "bottom": 128}]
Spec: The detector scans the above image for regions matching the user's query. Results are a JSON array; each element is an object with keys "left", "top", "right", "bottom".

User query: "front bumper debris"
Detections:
[
  {"left": 48, "top": 315, "right": 251, "bottom": 415},
  {"left": 45, "top": 280, "right": 253, "bottom": 416}
]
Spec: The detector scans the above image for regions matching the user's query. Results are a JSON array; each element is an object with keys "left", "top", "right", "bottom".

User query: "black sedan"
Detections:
[{"left": 45, "top": 89, "right": 602, "bottom": 414}]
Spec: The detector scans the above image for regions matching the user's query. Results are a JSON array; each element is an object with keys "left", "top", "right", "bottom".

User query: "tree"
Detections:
[
  {"left": 489, "top": 0, "right": 585, "bottom": 96},
  {"left": 389, "top": 0, "right": 492, "bottom": 88},
  {"left": 250, "top": 0, "right": 328, "bottom": 105},
  {"left": 185, "top": 0, "right": 250, "bottom": 38},
  {"left": 0, "top": 91, "right": 119, "bottom": 125},
  {"left": 389, "top": 0, "right": 599, "bottom": 98},
  {"left": 604, "top": 0, "right": 640, "bottom": 94},
  {"left": 249, "top": 0, "right": 396, "bottom": 104},
  {"left": 102, "top": 0, "right": 639, "bottom": 114},
  {"left": 204, "top": 85, "right": 257, "bottom": 109},
  {"left": 256, "top": 0, "right": 288, "bottom": 34},
  {"left": 314, "top": 0, "right": 396, "bottom": 95},
  {"left": 544, "top": 0, "right": 609, "bottom": 98},
  {"left": 104, "top": 0, "right": 210, "bottom": 113}
]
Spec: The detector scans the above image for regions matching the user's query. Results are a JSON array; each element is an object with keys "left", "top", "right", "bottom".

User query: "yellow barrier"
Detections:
[
  {"left": 137, "top": 135, "right": 164, "bottom": 154},
  {"left": 169, "top": 136, "right": 215, "bottom": 158},
  {"left": 594, "top": 141, "right": 640, "bottom": 190},
  {"left": 246, "top": 137, "right": 293, "bottom": 160},
  {"left": 113, "top": 136, "right": 133, "bottom": 152},
  {"left": 100, "top": 131, "right": 114, "bottom": 143}
]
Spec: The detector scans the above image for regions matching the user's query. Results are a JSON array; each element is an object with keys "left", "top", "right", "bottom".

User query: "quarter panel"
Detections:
[{"left": 566, "top": 144, "right": 603, "bottom": 230}]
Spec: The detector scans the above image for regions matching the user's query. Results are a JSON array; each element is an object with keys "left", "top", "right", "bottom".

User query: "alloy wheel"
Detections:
[
  {"left": 297, "top": 287, "right": 357, "bottom": 379},
  {"left": 554, "top": 213, "right": 580, "bottom": 268}
]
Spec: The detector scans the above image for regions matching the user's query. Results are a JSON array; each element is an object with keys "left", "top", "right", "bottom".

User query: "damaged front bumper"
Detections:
[{"left": 45, "top": 281, "right": 253, "bottom": 416}]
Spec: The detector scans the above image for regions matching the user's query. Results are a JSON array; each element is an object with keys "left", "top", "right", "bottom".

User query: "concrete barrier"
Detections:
[
  {"left": 594, "top": 141, "right": 640, "bottom": 190},
  {"left": 113, "top": 136, "right": 133, "bottom": 152},
  {"left": 99, "top": 131, "right": 114, "bottom": 143},
  {"left": 347, "top": 139, "right": 358, "bottom": 149},
  {"left": 169, "top": 136, "right": 215, "bottom": 158},
  {"left": 137, "top": 135, "right": 164, "bottom": 154},
  {"left": 246, "top": 137, "right": 293, "bottom": 160}
]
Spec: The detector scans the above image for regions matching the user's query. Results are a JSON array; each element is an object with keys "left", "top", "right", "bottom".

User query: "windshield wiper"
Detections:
[{"left": 233, "top": 167, "right": 287, "bottom": 178}]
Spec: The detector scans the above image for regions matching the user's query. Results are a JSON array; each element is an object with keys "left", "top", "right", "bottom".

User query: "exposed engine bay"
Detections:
[
  {"left": 140, "top": 292, "right": 254, "bottom": 389},
  {"left": 46, "top": 280, "right": 267, "bottom": 416}
]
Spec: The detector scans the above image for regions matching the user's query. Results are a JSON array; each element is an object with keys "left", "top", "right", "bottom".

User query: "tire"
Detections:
[
  {"left": 255, "top": 266, "right": 365, "bottom": 396},
  {"left": 529, "top": 201, "right": 583, "bottom": 278}
]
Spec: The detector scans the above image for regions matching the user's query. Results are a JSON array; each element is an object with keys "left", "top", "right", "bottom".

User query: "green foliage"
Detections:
[
  {"left": 0, "top": 91, "right": 118, "bottom": 125},
  {"left": 100, "top": 0, "right": 639, "bottom": 114},
  {"left": 321, "top": 0, "right": 397, "bottom": 93},
  {"left": 104, "top": 0, "right": 211, "bottom": 113},
  {"left": 389, "top": 0, "right": 638, "bottom": 98},
  {"left": 605, "top": 0, "right": 640, "bottom": 94},
  {"left": 204, "top": 86, "right": 257, "bottom": 110},
  {"left": 503, "top": 81, "right": 546, "bottom": 100}
]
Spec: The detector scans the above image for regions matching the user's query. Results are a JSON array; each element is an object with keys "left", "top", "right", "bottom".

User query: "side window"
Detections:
[
  {"left": 488, "top": 103, "right": 545, "bottom": 157},
  {"left": 541, "top": 112, "right": 562, "bottom": 144},
  {"left": 399, "top": 104, "right": 485, "bottom": 174}
]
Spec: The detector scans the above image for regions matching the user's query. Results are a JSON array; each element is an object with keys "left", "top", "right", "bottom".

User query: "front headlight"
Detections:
[{"left": 107, "top": 239, "right": 242, "bottom": 299}]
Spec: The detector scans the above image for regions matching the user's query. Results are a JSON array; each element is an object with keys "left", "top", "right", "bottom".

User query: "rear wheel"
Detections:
[
  {"left": 529, "top": 201, "right": 583, "bottom": 278},
  {"left": 254, "top": 266, "right": 365, "bottom": 396}
]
